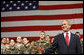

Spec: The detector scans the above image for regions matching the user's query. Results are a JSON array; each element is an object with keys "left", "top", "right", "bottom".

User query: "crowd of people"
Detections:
[{"left": 1, "top": 31, "right": 83, "bottom": 54}]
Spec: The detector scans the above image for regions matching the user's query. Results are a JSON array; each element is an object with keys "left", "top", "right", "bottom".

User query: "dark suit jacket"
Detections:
[{"left": 44, "top": 33, "right": 82, "bottom": 54}]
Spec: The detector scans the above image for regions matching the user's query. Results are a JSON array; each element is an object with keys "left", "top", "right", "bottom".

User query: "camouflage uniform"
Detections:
[
  {"left": 35, "top": 39, "right": 50, "bottom": 54},
  {"left": 36, "top": 39, "right": 49, "bottom": 49},
  {"left": 1, "top": 44, "right": 6, "bottom": 54},
  {"left": 15, "top": 43, "right": 24, "bottom": 54},
  {"left": 29, "top": 45, "right": 38, "bottom": 54},
  {"left": 4, "top": 44, "right": 11, "bottom": 54},
  {"left": 5, "top": 44, "right": 10, "bottom": 49},
  {"left": 23, "top": 43, "right": 31, "bottom": 54},
  {"left": 45, "top": 40, "right": 52, "bottom": 49},
  {"left": 5, "top": 45, "right": 18, "bottom": 54}
]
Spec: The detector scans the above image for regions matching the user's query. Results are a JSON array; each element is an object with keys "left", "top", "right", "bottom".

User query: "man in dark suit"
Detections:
[{"left": 44, "top": 20, "right": 82, "bottom": 54}]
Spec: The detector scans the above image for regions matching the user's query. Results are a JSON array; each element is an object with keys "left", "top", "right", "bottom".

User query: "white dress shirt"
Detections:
[{"left": 64, "top": 31, "right": 71, "bottom": 44}]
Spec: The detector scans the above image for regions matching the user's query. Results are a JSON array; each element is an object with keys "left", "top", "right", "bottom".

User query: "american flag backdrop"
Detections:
[{"left": 1, "top": 1, "right": 83, "bottom": 41}]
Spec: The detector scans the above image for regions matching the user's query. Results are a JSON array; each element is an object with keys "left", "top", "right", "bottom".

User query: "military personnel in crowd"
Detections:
[
  {"left": 1, "top": 31, "right": 83, "bottom": 54},
  {"left": 36, "top": 45, "right": 44, "bottom": 54},
  {"left": 5, "top": 38, "right": 10, "bottom": 50},
  {"left": 22, "top": 38, "right": 31, "bottom": 54},
  {"left": 15, "top": 36, "right": 24, "bottom": 54},
  {"left": 45, "top": 35, "right": 51, "bottom": 49},
  {"left": 35, "top": 31, "right": 48, "bottom": 54},
  {"left": 45, "top": 35, "right": 50, "bottom": 42},
  {"left": 1, "top": 37, "right": 7, "bottom": 54},
  {"left": 30, "top": 40, "right": 38, "bottom": 54},
  {"left": 5, "top": 39, "right": 18, "bottom": 54}
]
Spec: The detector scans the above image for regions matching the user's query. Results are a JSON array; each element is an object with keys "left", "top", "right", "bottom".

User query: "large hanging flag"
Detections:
[{"left": 1, "top": 1, "right": 83, "bottom": 41}]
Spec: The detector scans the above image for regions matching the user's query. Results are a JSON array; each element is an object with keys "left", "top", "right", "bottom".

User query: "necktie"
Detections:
[{"left": 65, "top": 32, "right": 69, "bottom": 46}]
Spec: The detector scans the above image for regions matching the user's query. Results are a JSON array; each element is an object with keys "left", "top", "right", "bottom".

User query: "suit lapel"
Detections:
[
  {"left": 68, "top": 33, "right": 74, "bottom": 47},
  {"left": 61, "top": 33, "right": 68, "bottom": 47},
  {"left": 62, "top": 32, "right": 74, "bottom": 47}
]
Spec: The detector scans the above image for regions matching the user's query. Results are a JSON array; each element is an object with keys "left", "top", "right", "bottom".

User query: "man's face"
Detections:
[
  {"left": 61, "top": 20, "right": 71, "bottom": 32},
  {"left": 1, "top": 38, "right": 6, "bottom": 44},
  {"left": 10, "top": 40, "right": 15, "bottom": 47},
  {"left": 31, "top": 41, "right": 35, "bottom": 46},
  {"left": 17, "top": 37, "right": 22, "bottom": 43},
  {"left": 6, "top": 38, "right": 10, "bottom": 44},
  {"left": 40, "top": 32, "right": 45, "bottom": 39},
  {"left": 46, "top": 36, "right": 50, "bottom": 41},
  {"left": 23, "top": 38, "right": 28, "bottom": 45}
]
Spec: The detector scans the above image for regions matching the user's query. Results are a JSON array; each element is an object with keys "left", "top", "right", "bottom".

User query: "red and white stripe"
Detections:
[{"left": 1, "top": 1, "right": 83, "bottom": 41}]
